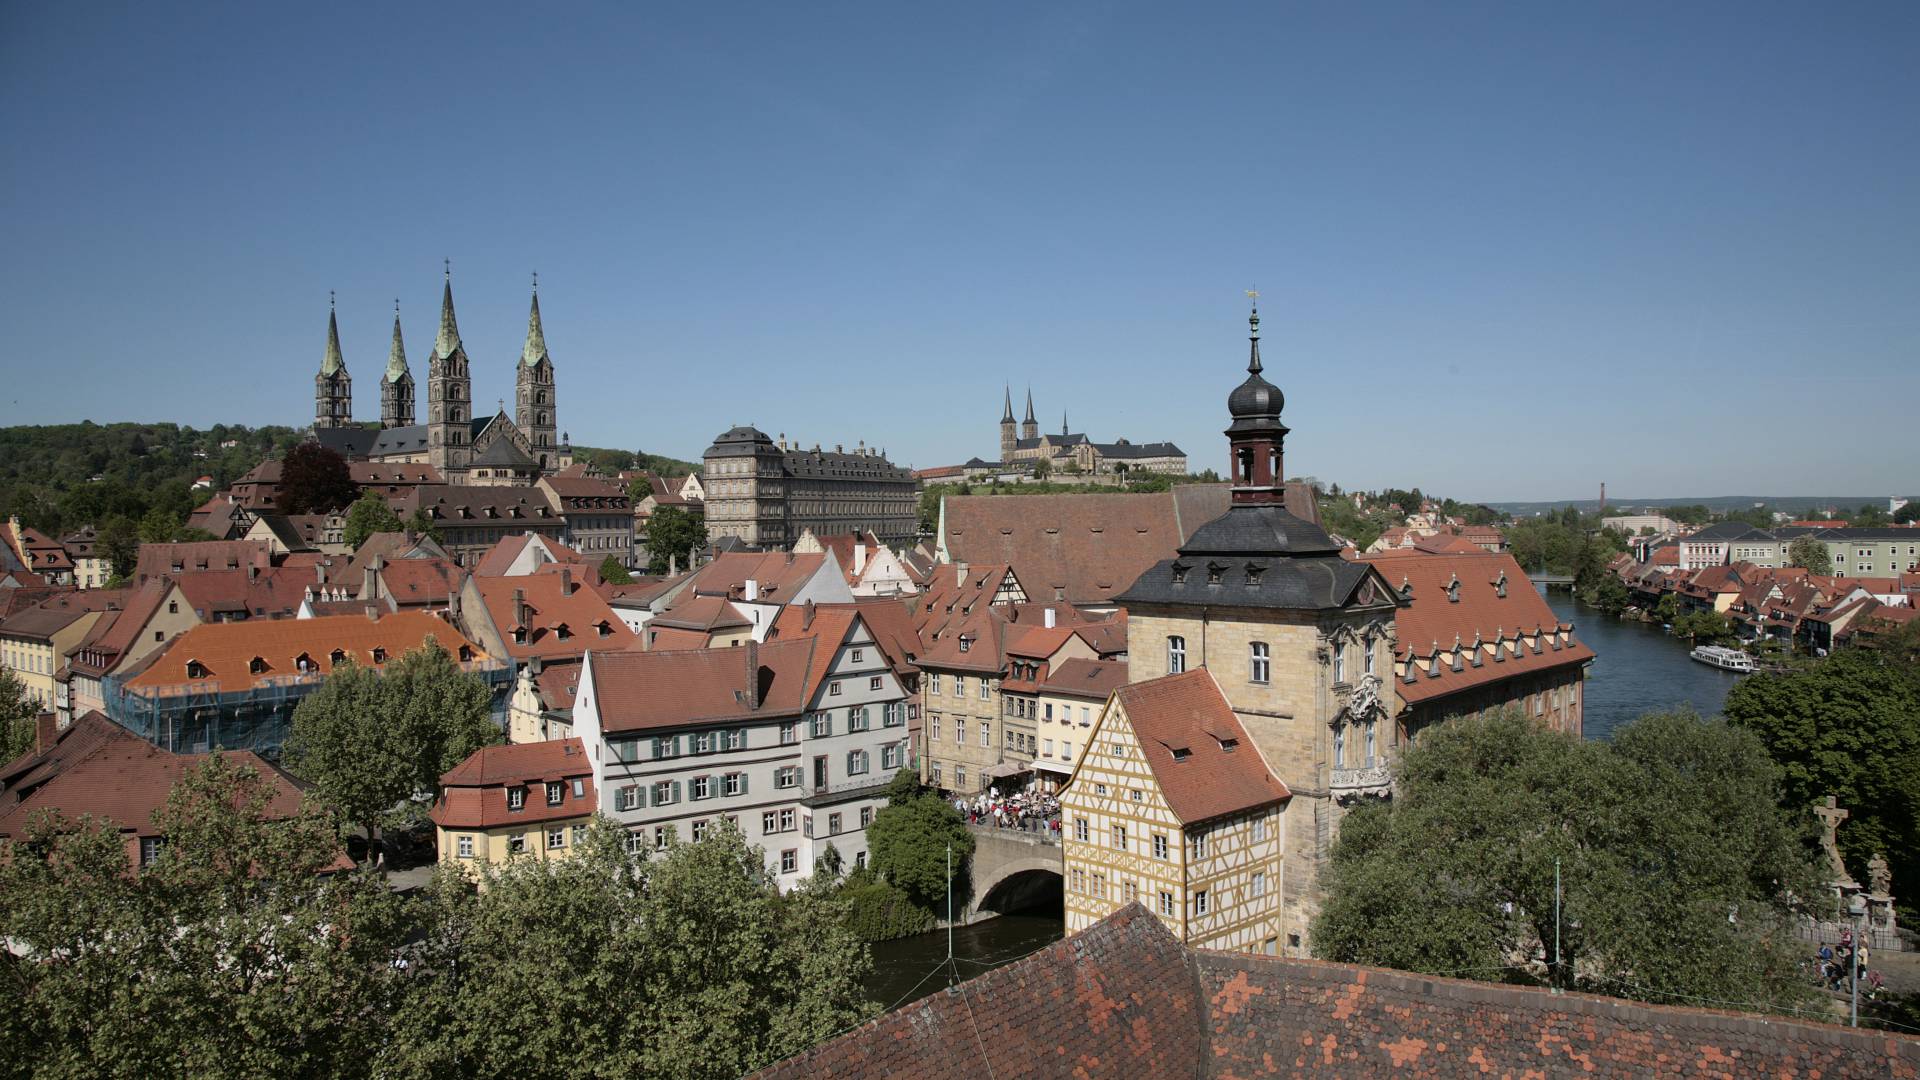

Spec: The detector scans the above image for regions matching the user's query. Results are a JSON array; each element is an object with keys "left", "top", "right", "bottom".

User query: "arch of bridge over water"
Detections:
[{"left": 961, "top": 822, "right": 1063, "bottom": 923}]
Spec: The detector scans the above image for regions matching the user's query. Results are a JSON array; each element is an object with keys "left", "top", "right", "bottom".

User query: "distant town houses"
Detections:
[{"left": 1675, "top": 520, "right": 1920, "bottom": 576}]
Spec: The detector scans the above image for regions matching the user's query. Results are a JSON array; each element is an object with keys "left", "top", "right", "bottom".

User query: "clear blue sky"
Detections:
[{"left": 2, "top": 3, "right": 1914, "bottom": 502}]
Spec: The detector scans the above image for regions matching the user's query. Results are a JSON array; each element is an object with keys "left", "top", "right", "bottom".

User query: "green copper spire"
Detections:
[
  {"left": 385, "top": 300, "right": 409, "bottom": 382},
  {"left": 521, "top": 274, "right": 548, "bottom": 367},
  {"left": 320, "top": 294, "right": 346, "bottom": 376},
  {"left": 434, "top": 261, "right": 462, "bottom": 359}
]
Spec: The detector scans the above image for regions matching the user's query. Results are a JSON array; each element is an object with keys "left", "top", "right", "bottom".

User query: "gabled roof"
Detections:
[
  {"left": 1039, "top": 657, "right": 1128, "bottom": 700},
  {"left": 432, "top": 738, "right": 594, "bottom": 830},
  {"left": 471, "top": 573, "right": 636, "bottom": 661},
  {"left": 371, "top": 558, "right": 466, "bottom": 607},
  {"left": 124, "top": 610, "right": 487, "bottom": 694},
  {"left": 1357, "top": 551, "right": 1594, "bottom": 708},
  {"left": 134, "top": 540, "right": 271, "bottom": 582},
  {"left": 587, "top": 639, "right": 819, "bottom": 732},
  {"left": 1104, "top": 669, "right": 1290, "bottom": 827},
  {"left": 679, "top": 550, "right": 832, "bottom": 607},
  {"left": 472, "top": 532, "right": 586, "bottom": 577},
  {"left": 942, "top": 485, "right": 1257, "bottom": 606}
]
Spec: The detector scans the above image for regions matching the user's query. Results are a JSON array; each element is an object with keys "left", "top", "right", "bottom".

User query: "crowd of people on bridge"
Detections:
[{"left": 955, "top": 789, "right": 1061, "bottom": 837}]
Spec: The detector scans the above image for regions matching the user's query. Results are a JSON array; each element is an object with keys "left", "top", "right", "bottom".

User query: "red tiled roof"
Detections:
[
  {"left": 373, "top": 558, "right": 467, "bottom": 606},
  {"left": 349, "top": 462, "right": 441, "bottom": 485},
  {"left": 942, "top": 485, "right": 1278, "bottom": 607},
  {"left": 430, "top": 737, "right": 596, "bottom": 829},
  {"left": 1107, "top": 669, "right": 1291, "bottom": 826},
  {"left": 134, "top": 540, "right": 272, "bottom": 582},
  {"left": 1039, "top": 657, "right": 1128, "bottom": 700},
  {"left": 472, "top": 574, "right": 637, "bottom": 661},
  {"left": 1357, "top": 551, "right": 1594, "bottom": 708},
  {"left": 472, "top": 532, "right": 586, "bottom": 577},
  {"left": 649, "top": 593, "right": 751, "bottom": 633},
  {"left": 587, "top": 639, "right": 820, "bottom": 732},
  {"left": 680, "top": 550, "right": 831, "bottom": 607},
  {"left": 1411, "top": 532, "right": 1487, "bottom": 556},
  {"left": 125, "top": 610, "right": 487, "bottom": 693}
]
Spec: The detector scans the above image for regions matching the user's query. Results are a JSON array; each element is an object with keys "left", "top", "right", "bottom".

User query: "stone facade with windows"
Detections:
[{"left": 701, "top": 427, "right": 918, "bottom": 550}]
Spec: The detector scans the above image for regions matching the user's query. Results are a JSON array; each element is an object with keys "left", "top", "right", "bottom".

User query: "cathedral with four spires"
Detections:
[{"left": 311, "top": 266, "right": 569, "bottom": 486}]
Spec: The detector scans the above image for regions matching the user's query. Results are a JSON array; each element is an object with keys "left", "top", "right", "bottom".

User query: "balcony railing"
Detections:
[{"left": 1329, "top": 765, "right": 1392, "bottom": 804}]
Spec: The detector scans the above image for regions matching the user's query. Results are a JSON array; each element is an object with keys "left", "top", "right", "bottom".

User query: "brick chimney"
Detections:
[
  {"left": 35, "top": 710, "right": 57, "bottom": 753},
  {"left": 560, "top": 566, "right": 574, "bottom": 596},
  {"left": 513, "top": 587, "right": 529, "bottom": 629}
]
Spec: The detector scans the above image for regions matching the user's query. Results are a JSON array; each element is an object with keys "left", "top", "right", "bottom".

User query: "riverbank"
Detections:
[{"left": 1541, "top": 590, "right": 1745, "bottom": 740}]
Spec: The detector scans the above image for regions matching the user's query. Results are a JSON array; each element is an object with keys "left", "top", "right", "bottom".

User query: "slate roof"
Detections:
[
  {"left": 1107, "top": 669, "right": 1290, "bottom": 826},
  {"left": 751, "top": 903, "right": 1920, "bottom": 1079},
  {"left": 1118, "top": 505, "right": 1389, "bottom": 614},
  {"left": 366, "top": 425, "right": 429, "bottom": 458},
  {"left": 312, "top": 426, "right": 378, "bottom": 459}
]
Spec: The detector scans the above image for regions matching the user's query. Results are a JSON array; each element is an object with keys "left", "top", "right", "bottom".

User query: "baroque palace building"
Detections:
[
  {"left": 701, "top": 428, "right": 918, "bottom": 550},
  {"left": 1064, "top": 305, "right": 1403, "bottom": 957},
  {"left": 311, "top": 266, "right": 570, "bottom": 485}
]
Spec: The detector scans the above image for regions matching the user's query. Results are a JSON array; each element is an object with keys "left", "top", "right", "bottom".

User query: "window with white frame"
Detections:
[
  {"left": 848, "top": 749, "right": 870, "bottom": 775},
  {"left": 547, "top": 827, "right": 565, "bottom": 850},
  {"left": 1190, "top": 830, "right": 1208, "bottom": 859},
  {"left": 1153, "top": 833, "right": 1168, "bottom": 859},
  {"left": 457, "top": 835, "right": 474, "bottom": 859},
  {"left": 780, "top": 849, "right": 797, "bottom": 873},
  {"left": 1252, "top": 816, "right": 1266, "bottom": 843},
  {"left": 507, "top": 786, "right": 526, "bottom": 811},
  {"left": 691, "top": 819, "right": 708, "bottom": 843},
  {"left": 882, "top": 743, "right": 901, "bottom": 770},
  {"left": 931, "top": 716, "right": 941, "bottom": 741},
  {"left": 692, "top": 775, "right": 713, "bottom": 800},
  {"left": 954, "top": 675, "right": 966, "bottom": 696},
  {"left": 979, "top": 679, "right": 989, "bottom": 700},
  {"left": 1333, "top": 723, "right": 1345, "bottom": 769},
  {"left": 929, "top": 673, "right": 941, "bottom": 695},
  {"left": 653, "top": 826, "right": 671, "bottom": 851},
  {"left": 850, "top": 707, "right": 869, "bottom": 732},
  {"left": 1111, "top": 823, "right": 1127, "bottom": 850},
  {"left": 1074, "top": 817, "right": 1089, "bottom": 842},
  {"left": 884, "top": 703, "right": 904, "bottom": 727},
  {"left": 1251, "top": 870, "right": 1266, "bottom": 897},
  {"left": 1167, "top": 635, "right": 1186, "bottom": 673},
  {"left": 811, "top": 712, "right": 832, "bottom": 738},
  {"left": 1158, "top": 890, "right": 1174, "bottom": 916},
  {"left": 978, "top": 721, "right": 990, "bottom": 747},
  {"left": 869, "top": 676, "right": 883, "bottom": 691},
  {"left": 624, "top": 833, "right": 646, "bottom": 856},
  {"left": 779, "top": 721, "right": 798, "bottom": 745},
  {"left": 1193, "top": 889, "right": 1210, "bottom": 916},
  {"left": 1333, "top": 640, "right": 1347, "bottom": 684},
  {"left": 546, "top": 781, "right": 563, "bottom": 805},
  {"left": 619, "top": 785, "right": 640, "bottom": 811},
  {"left": 1250, "top": 641, "right": 1270, "bottom": 684},
  {"left": 723, "top": 772, "right": 743, "bottom": 796}
]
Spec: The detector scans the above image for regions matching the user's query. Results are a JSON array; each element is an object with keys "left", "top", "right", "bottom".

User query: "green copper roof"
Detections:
[
  {"left": 434, "top": 276, "right": 462, "bottom": 359},
  {"left": 385, "top": 309, "right": 409, "bottom": 382},
  {"left": 521, "top": 290, "right": 549, "bottom": 367},
  {"left": 320, "top": 308, "right": 346, "bottom": 376}
]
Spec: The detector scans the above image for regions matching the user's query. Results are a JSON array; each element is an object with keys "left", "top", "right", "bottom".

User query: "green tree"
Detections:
[
  {"left": 1314, "top": 710, "right": 1826, "bottom": 1013},
  {"left": 0, "top": 755, "right": 409, "bottom": 1080},
  {"left": 282, "top": 640, "right": 498, "bottom": 859},
  {"left": 1724, "top": 647, "right": 1920, "bottom": 900},
  {"left": 1031, "top": 456, "right": 1051, "bottom": 481},
  {"left": 599, "top": 555, "right": 634, "bottom": 585},
  {"left": 137, "top": 504, "right": 184, "bottom": 544},
  {"left": 646, "top": 505, "right": 708, "bottom": 574},
  {"left": 393, "top": 819, "right": 873, "bottom": 1080},
  {"left": 868, "top": 789, "right": 974, "bottom": 911},
  {"left": 1895, "top": 502, "right": 1919, "bottom": 525},
  {"left": 1652, "top": 593, "right": 1682, "bottom": 625},
  {"left": 1786, "top": 536, "right": 1832, "bottom": 575},
  {"left": 97, "top": 514, "right": 140, "bottom": 579},
  {"left": 1672, "top": 609, "right": 1736, "bottom": 646},
  {"left": 0, "top": 664, "right": 39, "bottom": 763},
  {"left": 276, "top": 441, "right": 357, "bottom": 515},
  {"left": 1586, "top": 574, "right": 1631, "bottom": 616},
  {"left": 404, "top": 506, "right": 440, "bottom": 542},
  {"left": 342, "top": 489, "right": 403, "bottom": 550}
]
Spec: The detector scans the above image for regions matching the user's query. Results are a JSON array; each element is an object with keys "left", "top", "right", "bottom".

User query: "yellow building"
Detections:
[
  {"left": 1061, "top": 669, "right": 1290, "bottom": 954},
  {"left": 430, "top": 737, "right": 597, "bottom": 876},
  {"left": 1027, "top": 657, "right": 1126, "bottom": 791}
]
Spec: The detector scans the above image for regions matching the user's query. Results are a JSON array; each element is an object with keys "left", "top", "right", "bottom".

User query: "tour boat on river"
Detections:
[{"left": 1689, "top": 645, "right": 1755, "bottom": 673}]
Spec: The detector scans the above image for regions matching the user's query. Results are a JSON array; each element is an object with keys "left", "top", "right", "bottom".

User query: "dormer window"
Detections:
[
  {"left": 459, "top": 645, "right": 474, "bottom": 662},
  {"left": 1445, "top": 575, "right": 1461, "bottom": 603},
  {"left": 1170, "top": 561, "right": 1190, "bottom": 585},
  {"left": 1206, "top": 562, "right": 1226, "bottom": 585},
  {"left": 513, "top": 627, "right": 528, "bottom": 645},
  {"left": 1493, "top": 571, "right": 1508, "bottom": 598},
  {"left": 554, "top": 623, "right": 572, "bottom": 641},
  {"left": 1170, "top": 746, "right": 1192, "bottom": 761},
  {"left": 371, "top": 647, "right": 387, "bottom": 664},
  {"left": 249, "top": 657, "right": 268, "bottom": 675},
  {"left": 1244, "top": 562, "right": 1265, "bottom": 585},
  {"left": 1399, "top": 578, "right": 1414, "bottom": 600},
  {"left": 186, "top": 660, "right": 209, "bottom": 680},
  {"left": 596, "top": 621, "right": 612, "bottom": 638},
  {"left": 330, "top": 649, "right": 347, "bottom": 665},
  {"left": 294, "top": 652, "right": 314, "bottom": 673}
]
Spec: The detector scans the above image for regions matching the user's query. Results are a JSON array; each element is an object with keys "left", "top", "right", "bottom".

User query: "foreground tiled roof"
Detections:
[
  {"left": 752, "top": 904, "right": 1919, "bottom": 1079},
  {"left": 1108, "top": 670, "right": 1290, "bottom": 826},
  {"left": 471, "top": 573, "right": 636, "bottom": 661},
  {"left": 586, "top": 639, "right": 818, "bottom": 732},
  {"left": 1040, "top": 657, "right": 1128, "bottom": 700},
  {"left": 750, "top": 905, "right": 1202, "bottom": 1079}
]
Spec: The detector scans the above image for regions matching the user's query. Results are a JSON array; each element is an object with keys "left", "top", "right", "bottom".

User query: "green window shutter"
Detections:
[
  {"left": 650, "top": 737, "right": 662, "bottom": 759},
  {"left": 672, "top": 780, "right": 682, "bottom": 804},
  {"left": 739, "top": 772, "right": 749, "bottom": 796}
]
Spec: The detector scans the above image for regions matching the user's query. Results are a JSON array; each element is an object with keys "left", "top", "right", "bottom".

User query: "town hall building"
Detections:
[{"left": 311, "top": 266, "right": 571, "bottom": 486}]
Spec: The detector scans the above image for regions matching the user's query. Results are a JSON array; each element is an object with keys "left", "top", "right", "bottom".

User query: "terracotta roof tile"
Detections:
[
  {"left": 1039, "top": 657, "right": 1128, "bottom": 700},
  {"left": 431, "top": 737, "right": 596, "bottom": 829},
  {"left": 124, "top": 610, "right": 488, "bottom": 693},
  {"left": 586, "top": 639, "right": 817, "bottom": 732},
  {"left": 472, "top": 574, "right": 637, "bottom": 661},
  {"left": 1104, "top": 670, "right": 1290, "bottom": 826}
]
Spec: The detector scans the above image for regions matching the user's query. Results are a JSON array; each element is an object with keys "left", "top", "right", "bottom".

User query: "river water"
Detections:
[
  {"left": 862, "top": 913, "right": 1064, "bottom": 1010},
  {"left": 865, "top": 592, "right": 1737, "bottom": 1003},
  {"left": 1541, "top": 588, "right": 1744, "bottom": 740}
]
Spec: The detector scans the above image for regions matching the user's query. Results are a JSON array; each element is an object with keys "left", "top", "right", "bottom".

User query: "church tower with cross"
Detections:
[{"left": 314, "top": 294, "right": 353, "bottom": 429}]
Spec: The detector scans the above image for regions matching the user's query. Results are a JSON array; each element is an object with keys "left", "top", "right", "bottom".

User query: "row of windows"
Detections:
[
  {"left": 925, "top": 673, "right": 993, "bottom": 698},
  {"left": 1165, "top": 636, "right": 1378, "bottom": 684},
  {"left": 1069, "top": 817, "right": 1263, "bottom": 858},
  {"left": 1006, "top": 696, "right": 1096, "bottom": 725},
  {"left": 456, "top": 823, "right": 590, "bottom": 858},
  {"left": 505, "top": 778, "right": 587, "bottom": 810},
  {"left": 1067, "top": 869, "right": 1268, "bottom": 914}
]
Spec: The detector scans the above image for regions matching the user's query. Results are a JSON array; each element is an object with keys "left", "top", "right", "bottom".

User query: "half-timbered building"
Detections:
[{"left": 1061, "top": 669, "right": 1290, "bottom": 954}]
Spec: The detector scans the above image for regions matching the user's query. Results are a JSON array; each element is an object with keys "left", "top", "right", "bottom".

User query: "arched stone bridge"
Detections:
[{"left": 962, "top": 823, "right": 1063, "bottom": 923}]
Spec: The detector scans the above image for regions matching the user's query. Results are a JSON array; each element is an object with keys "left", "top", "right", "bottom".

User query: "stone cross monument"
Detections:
[{"left": 1814, "top": 796, "right": 1860, "bottom": 893}]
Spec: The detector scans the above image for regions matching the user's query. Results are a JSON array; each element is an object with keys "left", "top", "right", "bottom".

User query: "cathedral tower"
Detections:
[
  {"left": 1021, "top": 386, "right": 1038, "bottom": 441},
  {"left": 999, "top": 385, "right": 1017, "bottom": 462},
  {"left": 426, "top": 264, "right": 473, "bottom": 478},
  {"left": 380, "top": 300, "right": 415, "bottom": 429},
  {"left": 314, "top": 295, "right": 352, "bottom": 429},
  {"left": 515, "top": 275, "right": 558, "bottom": 469}
]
